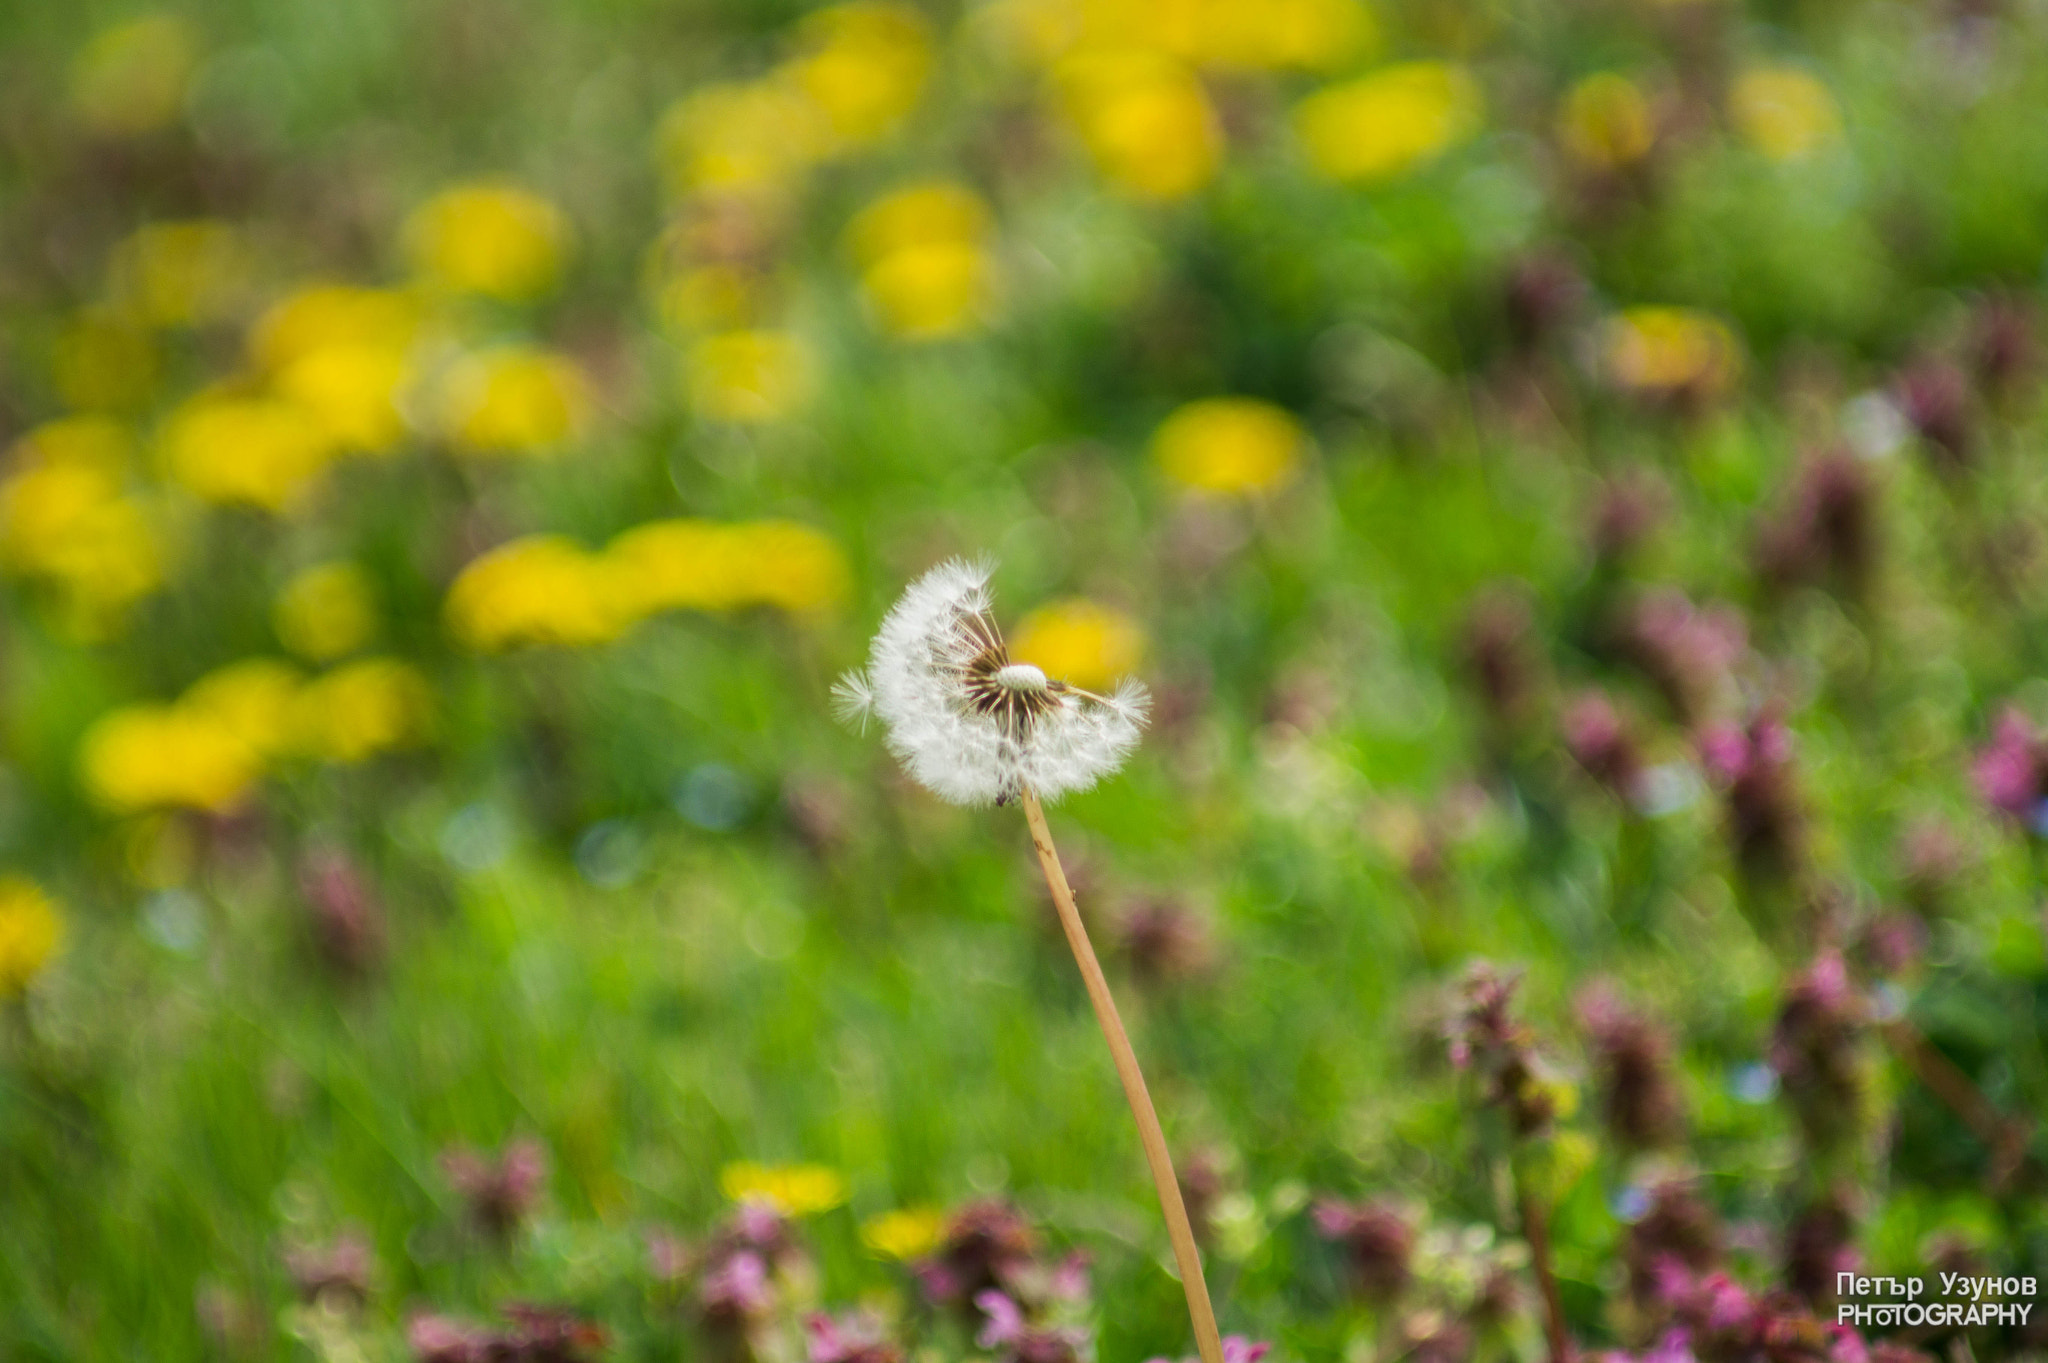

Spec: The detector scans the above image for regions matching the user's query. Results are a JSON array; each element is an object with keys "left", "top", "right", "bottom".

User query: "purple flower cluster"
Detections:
[
  {"left": 1768, "top": 952, "right": 1871, "bottom": 1155},
  {"left": 408, "top": 1306, "right": 607, "bottom": 1363},
  {"left": 1310, "top": 1197, "right": 1414, "bottom": 1301},
  {"left": 1579, "top": 986, "right": 1686, "bottom": 1151},
  {"left": 1565, "top": 693, "right": 1647, "bottom": 806},
  {"left": 1617, "top": 590, "right": 1746, "bottom": 728},
  {"left": 805, "top": 1310, "right": 902, "bottom": 1363},
  {"left": 1754, "top": 449, "right": 1876, "bottom": 600},
  {"left": 1449, "top": 964, "right": 1559, "bottom": 1137},
  {"left": 440, "top": 1138, "right": 548, "bottom": 1243},
  {"left": 1599, "top": 1262, "right": 1930, "bottom": 1363},
  {"left": 1699, "top": 713, "right": 1803, "bottom": 876},
  {"left": 1972, "top": 707, "right": 2048, "bottom": 830}
]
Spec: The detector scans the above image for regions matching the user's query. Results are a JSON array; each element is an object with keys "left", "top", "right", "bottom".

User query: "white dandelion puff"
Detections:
[{"left": 835, "top": 557, "right": 1149, "bottom": 806}]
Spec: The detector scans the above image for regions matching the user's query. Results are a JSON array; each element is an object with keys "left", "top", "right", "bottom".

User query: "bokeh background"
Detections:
[{"left": 3, "top": 0, "right": 2048, "bottom": 1359}]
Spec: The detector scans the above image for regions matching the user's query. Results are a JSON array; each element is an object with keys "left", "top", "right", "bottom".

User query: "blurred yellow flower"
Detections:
[
  {"left": 69, "top": 14, "right": 197, "bottom": 137},
  {"left": 251, "top": 285, "right": 422, "bottom": 373},
  {"left": 846, "top": 183, "right": 993, "bottom": 266},
  {"left": 740, "top": 521, "right": 853, "bottom": 614},
  {"left": 0, "top": 878, "right": 63, "bottom": 998},
  {"left": 1602, "top": 306, "right": 1742, "bottom": 398},
  {"left": 656, "top": 263, "right": 768, "bottom": 334},
  {"left": 1, "top": 421, "right": 165, "bottom": 620},
  {"left": 182, "top": 659, "right": 307, "bottom": 760},
  {"left": 861, "top": 1206, "right": 946, "bottom": 1260},
  {"left": 289, "top": 658, "right": 433, "bottom": 764},
  {"left": 53, "top": 309, "right": 158, "bottom": 412},
  {"left": 446, "top": 536, "right": 633, "bottom": 650},
  {"left": 1152, "top": 396, "right": 1305, "bottom": 495},
  {"left": 1294, "top": 61, "right": 1482, "bottom": 184},
  {"left": 405, "top": 182, "right": 570, "bottom": 301},
  {"left": 1558, "top": 73, "right": 1654, "bottom": 170},
  {"left": 862, "top": 243, "right": 993, "bottom": 339},
  {"left": 847, "top": 183, "right": 996, "bottom": 340},
  {"left": 80, "top": 705, "right": 259, "bottom": 813},
  {"left": 1057, "top": 49, "right": 1222, "bottom": 201},
  {"left": 986, "top": 0, "right": 1371, "bottom": 73},
  {"left": 785, "top": 2, "right": 933, "bottom": 149},
  {"left": 276, "top": 343, "right": 413, "bottom": 452},
  {"left": 608, "top": 518, "right": 850, "bottom": 618},
  {"left": 108, "top": 220, "right": 246, "bottom": 329},
  {"left": 450, "top": 519, "right": 848, "bottom": 651},
  {"left": 972, "top": 0, "right": 1086, "bottom": 67},
  {"left": 658, "top": 81, "right": 828, "bottom": 200},
  {"left": 10, "top": 416, "right": 133, "bottom": 470},
  {"left": 1009, "top": 599, "right": 1146, "bottom": 690},
  {"left": 1729, "top": 66, "right": 1840, "bottom": 162},
  {"left": 1192, "top": 0, "right": 1374, "bottom": 72},
  {"left": 719, "top": 1161, "right": 849, "bottom": 1216},
  {"left": 161, "top": 394, "right": 339, "bottom": 511},
  {"left": 274, "top": 563, "right": 380, "bottom": 662},
  {"left": 607, "top": 520, "right": 747, "bottom": 615},
  {"left": 685, "top": 330, "right": 815, "bottom": 424},
  {"left": 438, "top": 347, "right": 592, "bottom": 456}
]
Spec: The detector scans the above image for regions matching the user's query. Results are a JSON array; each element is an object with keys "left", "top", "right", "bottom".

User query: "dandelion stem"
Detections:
[
  {"left": 1516, "top": 1181, "right": 1572, "bottom": 1363},
  {"left": 1020, "top": 787, "right": 1224, "bottom": 1363}
]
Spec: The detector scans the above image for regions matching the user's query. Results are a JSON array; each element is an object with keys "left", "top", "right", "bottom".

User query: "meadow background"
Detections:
[{"left": 3, "top": 0, "right": 2048, "bottom": 1359}]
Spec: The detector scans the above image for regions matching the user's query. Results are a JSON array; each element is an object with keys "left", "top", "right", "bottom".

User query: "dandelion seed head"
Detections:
[{"left": 837, "top": 558, "right": 1147, "bottom": 805}]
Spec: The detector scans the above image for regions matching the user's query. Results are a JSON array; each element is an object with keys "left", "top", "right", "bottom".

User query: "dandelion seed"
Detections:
[{"left": 835, "top": 558, "right": 1149, "bottom": 806}]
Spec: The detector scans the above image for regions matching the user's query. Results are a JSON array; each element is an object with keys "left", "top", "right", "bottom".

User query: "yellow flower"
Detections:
[
  {"left": 1191, "top": 0, "right": 1374, "bottom": 73},
  {"left": 10, "top": 416, "right": 133, "bottom": 470},
  {"left": 274, "top": 563, "right": 379, "bottom": 662},
  {"left": 1294, "top": 61, "right": 1482, "bottom": 184},
  {"left": 1057, "top": 49, "right": 1222, "bottom": 201},
  {"left": 737, "top": 521, "right": 852, "bottom": 613},
  {"left": 656, "top": 264, "right": 768, "bottom": 334},
  {"left": 866, "top": 243, "right": 995, "bottom": 340},
  {"left": 1152, "top": 396, "right": 1305, "bottom": 494},
  {"left": 438, "top": 347, "right": 592, "bottom": 456},
  {"left": 79, "top": 705, "right": 259, "bottom": 813},
  {"left": 0, "top": 421, "right": 165, "bottom": 617},
  {"left": 1008, "top": 599, "right": 1146, "bottom": 690},
  {"left": 251, "top": 285, "right": 422, "bottom": 373},
  {"left": 685, "top": 331, "right": 815, "bottom": 424},
  {"left": 1602, "top": 306, "right": 1742, "bottom": 399},
  {"left": 861, "top": 1207, "right": 946, "bottom": 1260},
  {"left": 606, "top": 520, "right": 747, "bottom": 615},
  {"left": 69, "top": 14, "right": 197, "bottom": 137},
  {"left": 971, "top": 0, "right": 1086, "bottom": 67},
  {"left": 1558, "top": 72, "right": 1654, "bottom": 170},
  {"left": 405, "top": 183, "right": 570, "bottom": 301},
  {"left": 846, "top": 183, "right": 996, "bottom": 340},
  {"left": 785, "top": 3, "right": 934, "bottom": 149},
  {"left": 0, "top": 878, "right": 63, "bottom": 998},
  {"left": 52, "top": 309, "right": 158, "bottom": 412},
  {"left": 288, "top": 658, "right": 433, "bottom": 764},
  {"left": 107, "top": 220, "right": 245, "bottom": 328},
  {"left": 846, "top": 183, "right": 993, "bottom": 266},
  {"left": 605, "top": 519, "right": 849, "bottom": 618},
  {"left": 657, "top": 81, "right": 829, "bottom": 200},
  {"left": 182, "top": 659, "right": 306, "bottom": 760},
  {"left": 719, "top": 1161, "right": 849, "bottom": 1217},
  {"left": 981, "top": 0, "right": 1370, "bottom": 72},
  {"left": 446, "top": 536, "right": 635, "bottom": 650},
  {"left": 1729, "top": 66, "right": 1840, "bottom": 162},
  {"left": 275, "top": 343, "right": 413, "bottom": 453},
  {"left": 161, "top": 394, "right": 339, "bottom": 511}
]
